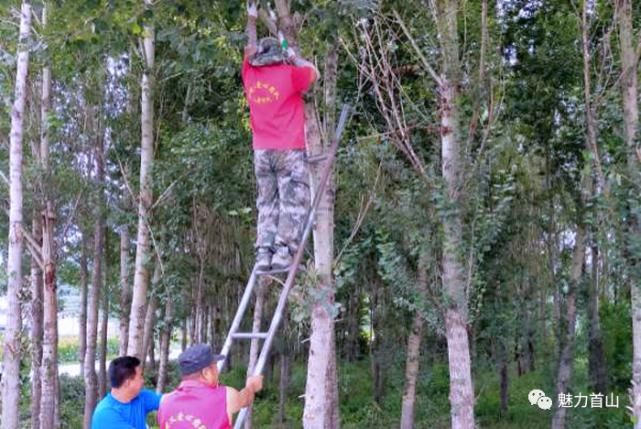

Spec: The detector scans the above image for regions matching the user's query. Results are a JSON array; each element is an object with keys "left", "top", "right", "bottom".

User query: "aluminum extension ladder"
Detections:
[{"left": 217, "top": 105, "right": 350, "bottom": 429}]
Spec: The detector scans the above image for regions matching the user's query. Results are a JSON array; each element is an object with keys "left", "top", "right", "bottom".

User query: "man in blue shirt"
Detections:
[{"left": 91, "top": 356, "right": 162, "bottom": 429}]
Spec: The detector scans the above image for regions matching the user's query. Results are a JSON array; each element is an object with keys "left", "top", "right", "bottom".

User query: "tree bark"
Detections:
[
  {"left": 551, "top": 226, "right": 586, "bottom": 429},
  {"left": 278, "top": 351, "right": 290, "bottom": 425},
  {"left": 79, "top": 233, "right": 89, "bottom": 377},
  {"left": 98, "top": 239, "right": 109, "bottom": 399},
  {"left": 127, "top": 0, "right": 156, "bottom": 359},
  {"left": 83, "top": 128, "right": 105, "bottom": 429},
  {"left": 2, "top": 3, "right": 31, "bottom": 428},
  {"left": 142, "top": 296, "right": 158, "bottom": 373},
  {"left": 157, "top": 298, "right": 173, "bottom": 393},
  {"left": 40, "top": 203, "right": 59, "bottom": 429},
  {"left": 617, "top": 2, "right": 641, "bottom": 426},
  {"left": 431, "top": 0, "right": 476, "bottom": 425},
  {"left": 498, "top": 342, "right": 509, "bottom": 415},
  {"left": 119, "top": 225, "right": 131, "bottom": 355},
  {"left": 301, "top": 38, "right": 340, "bottom": 429},
  {"left": 30, "top": 214, "right": 43, "bottom": 429},
  {"left": 400, "top": 253, "right": 430, "bottom": 429},
  {"left": 39, "top": 8, "right": 59, "bottom": 418},
  {"left": 142, "top": 262, "right": 160, "bottom": 372},
  {"left": 588, "top": 245, "right": 607, "bottom": 394},
  {"left": 244, "top": 277, "right": 268, "bottom": 429}
]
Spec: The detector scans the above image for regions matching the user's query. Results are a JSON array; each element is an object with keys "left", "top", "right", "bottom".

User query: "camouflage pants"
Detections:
[{"left": 254, "top": 149, "right": 310, "bottom": 254}]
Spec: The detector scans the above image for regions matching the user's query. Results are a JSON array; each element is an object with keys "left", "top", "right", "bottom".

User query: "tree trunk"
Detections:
[
  {"left": 551, "top": 226, "right": 586, "bottom": 429},
  {"left": 278, "top": 351, "right": 290, "bottom": 425},
  {"left": 119, "top": 225, "right": 131, "bottom": 355},
  {"left": 2, "top": 3, "right": 31, "bottom": 428},
  {"left": 98, "top": 251, "right": 109, "bottom": 399},
  {"left": 244, "top": 277, "right": 269, "bottom": 429},
  {"left": 157, "top": 299, "right": 173, "bottom": 393},
  {"left": 127, "top": 0, "right": 155, "bottom": 359},
  {"left": 588, "top": 245, "right": 607, "bottom": 394},
  {"left": 430, "top": 0, "right": 476, "bottom": 424},
  {"left": 79, "top": 234, "right": 89, "bottom": 377},
  {"left": 30, "top": 214, "right": 43, "bottom": 429},
  {"left": 580, "top": 2, "right": 607, "bottom": 396},
  {"left": 194, "top": 260, "right": 205, "bottom": 343},
  {"left": 400, "top": 309, "right": 425, "bottom": 429},
  {"left": 83, "top": 130, "right": 105, "bottom": 429},
  {"left": 301, "top": 38, "right": 340, "bottom": 429},
  {"left": 440, "top": 77, "right": 476, "bottom": 429},
  {"left": 617, "top": 2, "right": 641, "bottom": 425},
  {"left": 40, "top": 203, "right": 59, "bottom": 429},
  {"left": 498, "top": 342, "right": 509, "bottom": 415},
  {"left": 400, "top": 253, "right": 430, "bottom": 429},
  {"left": 39, "top": 4, "right": 59, "bottom": 422},
  {"left": 142, "top": 294, "right": 158, "bottom": 373},
  {"left": 181, "top": 320, "right": 188, "bottom": 351},
  {"left": 142, "top": 262, "right": 160, "bottom": 372}
]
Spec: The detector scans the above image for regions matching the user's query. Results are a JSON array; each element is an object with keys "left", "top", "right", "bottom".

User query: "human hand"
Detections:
[
  {"left": 247, "top": 1, "right": 258, "bottom": 18},
  {"left": 286, "top": 47, "right": 296, "bottom": 59},
  {"left": 246, "top": 375, "right": 263, "bottom": 393}
]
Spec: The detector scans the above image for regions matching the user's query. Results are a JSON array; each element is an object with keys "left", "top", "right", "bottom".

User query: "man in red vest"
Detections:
[
  {"left": 157, "top": 344, "right": 263, "bottom": 429},
  {"left": 243, "top": 1, "right": 319, "bottom": 272}
]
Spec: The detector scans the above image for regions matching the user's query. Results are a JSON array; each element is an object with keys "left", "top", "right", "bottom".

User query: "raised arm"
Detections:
[
  {"left": 225, "top": 375, "right": 263, "bottom": 416},
  {"left": 287, "top": 48, "right": 320, "bottom": 82},
  {"left": 244, "top": 1, "right": 258, "bottom": 60}
]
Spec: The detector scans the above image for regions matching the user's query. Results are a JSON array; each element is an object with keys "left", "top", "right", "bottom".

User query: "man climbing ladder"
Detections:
[{"left": 242, "top": 0, "right": 320, "bottom": 272}]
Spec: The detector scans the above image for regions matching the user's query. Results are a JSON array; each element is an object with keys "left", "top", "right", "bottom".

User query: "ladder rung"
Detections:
[
  {"left": 305, "top": 154, "right": 328, "bottom": 163},
  {"left": 232, "top": 332, "right": 269, "bottom": 340},
  {"left": 256, "top": 265, "right": 306, "bottom": 276}
]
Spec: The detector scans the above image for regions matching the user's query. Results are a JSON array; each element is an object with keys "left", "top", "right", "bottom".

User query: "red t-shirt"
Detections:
[{"left": 241, "top": 59, "right": 314, "bottom": 150}]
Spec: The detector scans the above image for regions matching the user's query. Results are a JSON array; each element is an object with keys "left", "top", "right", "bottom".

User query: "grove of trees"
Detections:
[{"left": 1, "top": 1, "right": 641, "bottom": 428}]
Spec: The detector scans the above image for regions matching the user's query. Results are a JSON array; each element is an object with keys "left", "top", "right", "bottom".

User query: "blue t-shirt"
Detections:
[{"left": 91, "top": 389, "right": 162, "bottom": 429}]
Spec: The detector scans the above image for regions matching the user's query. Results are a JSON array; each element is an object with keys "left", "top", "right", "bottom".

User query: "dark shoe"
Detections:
[
  {"left": 255, "top": 248, "right": 272, "bottom": 272},
  {"left": 270, "top": 246, "right": 292, "bottom": 271}
]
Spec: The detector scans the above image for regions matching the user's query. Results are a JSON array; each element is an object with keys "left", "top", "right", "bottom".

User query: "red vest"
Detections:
[{"left": 158, "top": 380, "right": 231, "bottom": 429}]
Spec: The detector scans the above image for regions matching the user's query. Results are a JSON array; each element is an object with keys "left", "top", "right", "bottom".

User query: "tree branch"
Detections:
[{"left": 392, "top": 9, "right": 442, "bottom": 86}]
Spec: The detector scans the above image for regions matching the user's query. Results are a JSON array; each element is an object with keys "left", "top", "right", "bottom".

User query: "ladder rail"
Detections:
[
  {"left": 233, "top": 105, "right": 350, "bottom": 429},
  {"left": 217, "top": 267, "right": 259, "bottom": 372}
]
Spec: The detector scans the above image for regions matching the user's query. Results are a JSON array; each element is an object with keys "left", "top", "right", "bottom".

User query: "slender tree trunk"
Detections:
[
  {"left": 400, "top": 308, "right": 425, "bottom": 429},
  {"left": 127, "top": 0, "right": 155, "bottom": 359},
  {"left": 40, "top": 203, "right": 59, "bottom": 429},
  {"left": 498, "top": 342, "right": 509, "bottom": 415},
  {"left": 617, "top": 2, "right": 641, "bottom": 425},
  {"left": 431, "top": 0, "right": 476, "bottom": 424},
  {"left": 245, "top": 277, "right": 269, "bottom": 429},
  {"left": 30, "top": 214, "right": 43, "bottom": 429},
  {"left": 588, "top": 245, "right": 607, "bottom": 394},
  {"left": 142, "top": 263, "right": 160, "bottom": 372},
  {"left": 551, "top": 226, "right": 586, "bottom": 429},
  {"left": 400, "top": 253, "right": 430, "bottom": 429},
  {"left": 98, "top": 248, "right": 109, "bottom": 399},
  {"left": 157, "top": 299, "right": 173, "bottom": 393},
  {"left": 302, "top": 39, "right": 340, "bottom": 429},
  {"left": 181, "top": 320, "right": 187, "bottom": 351},
  {"left": 1, "top": 3, "right": 31, "bottom": 428},
  {"left": 440, "top": 74, "right": 475, "bottom": 429},
  {"left": 119, "top": 225, "right": 131, "bottom": 355},
  {"left": 142, "top": 294, "right": 157, "bottom": 373},
  {"left": 148, "top": 336, "right": 156, "bottom": 374},
  {"left": 39, "top": 4, "right": 59, "bottom": 422},
  {"left": 83, "top": 130, "right": 105, "bottom": 429},
  {"left": 195, "top": 262, "right": 205, "bottom": 343},
  {"left": 79, "top": 234, "right": 89, "bottom": 377},
  {"left": 278, "top": 351, "right": 290, "bottom": 425},
  {"left": 581, "top": 3, "right": 608, "bottom": 395}
]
